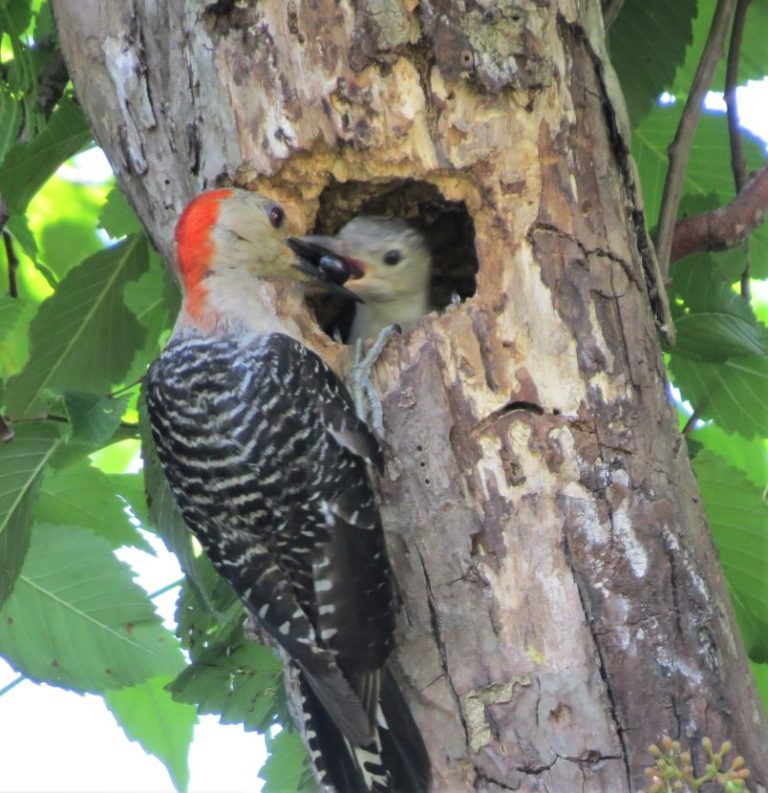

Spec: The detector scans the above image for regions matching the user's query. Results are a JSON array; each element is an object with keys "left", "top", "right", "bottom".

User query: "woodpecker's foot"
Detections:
[{"left": 351, "top": 324, "right": 399, "bottom": 436}]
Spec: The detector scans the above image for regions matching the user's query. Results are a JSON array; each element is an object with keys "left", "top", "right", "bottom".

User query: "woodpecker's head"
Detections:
[
  {"left": 289, "top": 216, "right": 432, "bottom": 303},
  {"left": 174, "top": 188, "right": 357, "bottom": 322}
]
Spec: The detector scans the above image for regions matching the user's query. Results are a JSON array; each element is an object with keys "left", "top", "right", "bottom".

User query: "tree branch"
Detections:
[
  {"left": 670, "top": 163, "right": 768, "bottom": 263},
  {"left": 654, "top": 0, "right": 738, "bottom": 277},
  {"left": 724, "top": 0, "right": 752, "bottom": 298},
  {"left": 3, "top": 229, "right": 19, "bottom": 298}
]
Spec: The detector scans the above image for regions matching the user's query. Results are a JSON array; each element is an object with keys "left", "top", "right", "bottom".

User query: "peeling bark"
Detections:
[{"left": 53, "top": 1, "right": 768, "bottom": 791}]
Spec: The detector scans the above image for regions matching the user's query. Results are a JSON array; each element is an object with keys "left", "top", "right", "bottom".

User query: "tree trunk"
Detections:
[{"left": 53, "top": 1, "right": 768, "bottom": 791}]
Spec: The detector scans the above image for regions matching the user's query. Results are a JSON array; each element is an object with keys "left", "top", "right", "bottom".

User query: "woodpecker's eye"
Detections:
[
  {"left": 268, "top": 205, "right": 285, "bottom": 229},
  {"left": 383, "top": 249, "right": 401, "bottom": 266}
]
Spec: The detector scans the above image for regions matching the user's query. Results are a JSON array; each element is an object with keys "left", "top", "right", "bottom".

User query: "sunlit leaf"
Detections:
[
  {"left": 0, "top": 83, "right": 21, "bottom": 163},
  {"left": 99, "top": 186, "right": 141, "bottom": 239},
  {"left": 6, "top": 213, "right": 38, "bottom": 261},
  {"left": 0, "top": 422, "right": 61, "bottom": 606},
  {"left": 0, "top": 294, "right": 27, "bottom": 341},
  {"left": 693, "top": 451, "right": 768, "bottom": 660},
  {"left": 124, "top": 252, "right": 178, "bottom": 385},
  {"left": 105, "top": 675, "right": 196, "bottom": 793},
  {"left": 4, "top": 234, "right": 149, "bottom": 416},
  {"left": 260, "top": 727, "right": 311, "bottom": 793},
  {"left": 29, "top": 175, "right": 109, "bottom": 279},
  {"left": 0, "top": 97, "right": 90, "bottom": 214},
  {"left": 670, "top": 353, "right": 768, "bottom": 438},
  {"left": 689, "top": 422, "right": 767, "bottom": 489},
  {"left": 169, "top": 626, "right": 282, "bottom": 733},
  {"left": 36, "top": 457, "right": 150, "bottom": 551},
  {"left": 0, "top": 523, "right": 184, "bottom": 691}
]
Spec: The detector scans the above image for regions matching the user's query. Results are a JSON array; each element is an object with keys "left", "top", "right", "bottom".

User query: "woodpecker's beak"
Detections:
[{"left": 286, "top": 237, "right": 364, "bottom": 303}]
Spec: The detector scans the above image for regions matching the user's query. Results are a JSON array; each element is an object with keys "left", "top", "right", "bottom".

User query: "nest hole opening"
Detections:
[{"left": 307, "top": 178, "right": 478, "bottom": 342}]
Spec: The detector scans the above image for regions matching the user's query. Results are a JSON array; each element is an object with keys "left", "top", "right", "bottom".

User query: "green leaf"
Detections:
[
  {"left": 6, "top": 212, "right": 38, "bottom": 261},
  {"left": 105, "top": 675, "right": 196, "bottom": 793},
  {"left": 64, "top": 392, "right": 130, "bottom": 446},
  {"left": 0, "top": 96, "right": 91, "bottom": 214},
  {"left": 693, "top": 451, "right": 768, "bottom": 660},
  {"left": 669, "top": 352, "right": 768, "bottom": 438},
  {"left": 99, "top": 186, "right": 142, "bottom": 239},
  {"left": 36, "top": 458, "right": 150, "bottom": 551},
  {"left": 608, "top": 0, "right": 696, "bottom": 125},
  {"left": 0, "top": 0, "right": 32, "bottom": 39},
  {"left": 0, "top": 83, "right": 22, "bottom": 164},
  {"left": 0, "top": 422, "right": 61, "bottom": 606},
  {"left": 671, "top": 282, "right": 768, "bottom": 361},
  {"left": 169, "top": 629, "right": 283, "bottom": 732},
  {"left": 689, "top": 422, "right": 767, "bottom": 489},
  {"left": 0, "top": 522, "right": 184, "bottom": 691},
  {"left": 0, "top": 294, "right": 27, "bottom": 341},
  {"left": 124, "top": 252, "right": 179, "bottom": 384},
  {"left": 674, "top": 312, "right": 767, "bottom": 361},
  {"left": 260, "top": 727, "right": 311, "bottom": 793},
  {"left": 4, "top": 234, "right": 149, "bottom": 416}
]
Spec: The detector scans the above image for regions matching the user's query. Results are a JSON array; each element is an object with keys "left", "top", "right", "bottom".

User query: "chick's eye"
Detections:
[
  {"left": 383, "top": 249, "right": 401, "bottom": 266},
  {"left": 268, "top": 205, "right": 285, "bottom": 229}
]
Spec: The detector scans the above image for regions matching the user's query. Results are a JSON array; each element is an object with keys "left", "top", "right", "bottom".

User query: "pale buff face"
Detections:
[
  {"left": 209, "top": 190, "right": 299, "bottom": 282},
  {"left": 299, "top": 216, "right": 432, "bottom": 302}
]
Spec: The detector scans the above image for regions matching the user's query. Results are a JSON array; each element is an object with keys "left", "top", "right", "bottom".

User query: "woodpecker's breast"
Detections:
[{"left": 144, "top": 330, "right": 394, "bottom": 671}]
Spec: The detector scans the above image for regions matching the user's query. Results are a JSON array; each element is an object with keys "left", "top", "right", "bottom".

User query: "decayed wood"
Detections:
[{"left": 53, "top": 1, "right": 768, "bottom": 790}]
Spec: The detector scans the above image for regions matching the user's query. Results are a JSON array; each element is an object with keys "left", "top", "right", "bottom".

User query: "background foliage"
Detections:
[{"left": 0, "top": 0, "right": 765, "bottom": 790}]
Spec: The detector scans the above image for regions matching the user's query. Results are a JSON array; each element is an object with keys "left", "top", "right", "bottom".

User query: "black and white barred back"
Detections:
[{"left": 145, "top": 331, "right": 429, "bottom": 792}]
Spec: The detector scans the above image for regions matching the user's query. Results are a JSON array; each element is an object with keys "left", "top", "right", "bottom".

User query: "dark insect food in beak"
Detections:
[{"left": 318, "top": 254, "right": 350, "bottom": 285}]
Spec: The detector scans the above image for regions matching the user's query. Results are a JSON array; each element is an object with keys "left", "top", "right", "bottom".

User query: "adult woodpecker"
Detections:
[
  {"left": 144, "top": 189, "right": 430, "bottom": 792},
  {"left": 298, "top": 216, "right": 432, "bottom": 343}
]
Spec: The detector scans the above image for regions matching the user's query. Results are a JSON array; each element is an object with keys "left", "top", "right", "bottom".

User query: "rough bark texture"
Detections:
[{"left": 53, "top": 1, "right": 768, "bottom": 791}]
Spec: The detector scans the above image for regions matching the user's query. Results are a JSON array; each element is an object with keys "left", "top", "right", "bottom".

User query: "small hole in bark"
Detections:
[
  {"left": 307, "top": 178, "right": 478, "bottom": 341},
  {"left": 424, "top": 478, "right": 431, "bottom": 485}
]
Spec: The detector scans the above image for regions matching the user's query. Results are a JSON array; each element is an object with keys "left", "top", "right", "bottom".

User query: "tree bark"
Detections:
[{"left": 53, "top": 1, "right": 768, "bottom": 791}]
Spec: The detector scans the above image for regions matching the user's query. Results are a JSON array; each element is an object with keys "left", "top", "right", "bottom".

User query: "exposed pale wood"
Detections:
[{"left": 53, "top": 1, "right": 768, "bottom": 790}]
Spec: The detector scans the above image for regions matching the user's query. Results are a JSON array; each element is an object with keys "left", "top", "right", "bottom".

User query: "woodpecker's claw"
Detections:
[{"left": 351, "top": 324, "right": 400, "bottom": 436}]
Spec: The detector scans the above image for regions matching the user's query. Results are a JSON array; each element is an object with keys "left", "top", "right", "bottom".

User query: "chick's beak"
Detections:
[{"left": 286, "top": 236, "right": 366, "bottom": 302}]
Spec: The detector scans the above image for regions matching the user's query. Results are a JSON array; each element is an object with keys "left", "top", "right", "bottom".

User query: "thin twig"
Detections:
[
  {"left": 654, "top": 0, "right": 738, "bottom": 277},
  {"left": 3, "top": 229, "right": 19, "bottom": 298},
  {"left": 148, "top": 578, "right": 185, "bottom": 599},
  {"left": 670, "top": 163, "right": 768, "bottom": 262},
  {"left": 106, "top": 377, "right": 145, "bottom": 399},
  {"left": 682, "top": 411, "right": 699, "bottom": 435},
  {"left": 724, "top": 0, "right": 752, "bottom": 299},
  {"left": 5, "top": 412, "right": 139, "bottom": 432},
  {"left": 0, "top": 674, "right": 24, "bottom": 698}
]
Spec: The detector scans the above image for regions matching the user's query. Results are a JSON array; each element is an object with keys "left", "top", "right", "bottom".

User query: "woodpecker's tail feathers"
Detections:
[
  {"left": 298, "top": 668, "right": 430, "bottom": 792},
  {"left": 301, "top": 663, "right": 374, "bottom": 747}
]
